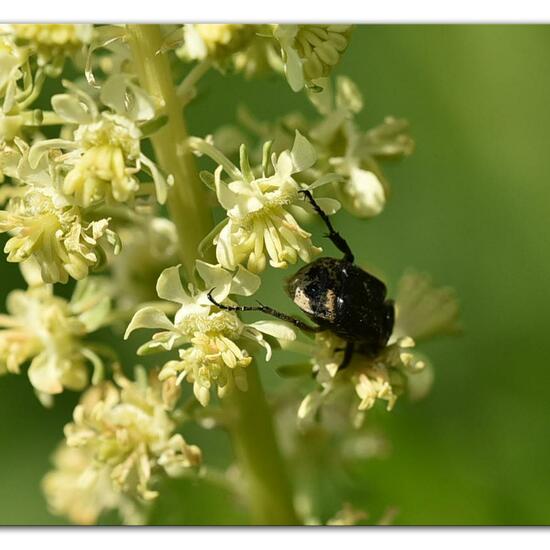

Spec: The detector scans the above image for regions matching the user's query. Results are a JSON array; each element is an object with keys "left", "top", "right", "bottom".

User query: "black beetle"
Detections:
[{"left": 208, "top": 190, "right": 394, "bottom": 370}]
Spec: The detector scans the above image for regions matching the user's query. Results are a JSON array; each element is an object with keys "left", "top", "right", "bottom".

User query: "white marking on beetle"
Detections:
[
  {"left": 293, "top": 287, "right": 313, "bottom": 314},
  {"left": 324, "top": 289, "right": 337, "bottom": 320}
]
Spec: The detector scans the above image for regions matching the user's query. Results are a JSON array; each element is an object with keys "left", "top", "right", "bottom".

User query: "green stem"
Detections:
[
  {"left": 226, "top": 365, "right": 300, "bottom": 524},
  {"left": 176, "top": 59, "right": 212, "bottom": 99},
  {"left": 126, "top": 24, "right": 212, "bottom": 283},
  {"left": 127, "top": 24, "right": 299, "bottom": 526}
]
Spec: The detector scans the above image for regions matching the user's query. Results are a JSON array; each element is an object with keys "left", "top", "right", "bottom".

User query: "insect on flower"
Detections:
[{"left": 208, "top": 190, "right": 394, "bottom": 370}]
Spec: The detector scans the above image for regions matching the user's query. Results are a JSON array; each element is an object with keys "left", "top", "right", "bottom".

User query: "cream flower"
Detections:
[
  {"left": 125, "top": 262, "right": 296, "bottom": 406},
  {"left": 273, "top": 25, "right": 352, "bottom": 92},
  {"left": 0, "top": 278, "right": 110, "bottom": 396},
  {"left": 28, "top": 76, "right": 170, "bottom": 207},
  {"left": 9, "top": 24, "right": 93, "bottom": 64},
  {"left": 191, "top": 132, "right": 339, "bottom": 273},
  {"left": 42, "top": 444, "right": 142, "bottom": 525},
  {"left": 295, "top": 270, "right": 459, "bottom": 426},
  {"left": 180, "top": 24, "right": 257, "bottom": 63},
  {"left": 44, "top": 369, "right": 201, "bottom": 524},
  {"left": 0, "top": 187, "right": 119, "bottom": 283},
  {"left": 297, "top": 331, "right": 424, "bottom": 429},
  {"left": 309, "top": 76, "right": 414, "bottom": 219},
  {"left": 0, "top": 35, "right": 26, "bottom": 112}
]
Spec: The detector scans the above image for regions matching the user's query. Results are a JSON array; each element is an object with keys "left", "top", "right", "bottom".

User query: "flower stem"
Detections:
[
  {"left": 127, "top": 24, "right": 299, "bottom": 525},
  {"left": 226, "top": 364, "right": 300, "bottom": 524},
  {"left": 126, "top": 24, "right": 212, "bottom": 284}
]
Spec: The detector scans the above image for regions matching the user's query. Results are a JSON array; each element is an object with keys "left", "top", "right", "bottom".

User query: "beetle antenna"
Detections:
[
  {"left": 299, "top": 189, "right": 355, "bottom": 263},
  {"left": 207, "top": 290, "right": 322, "bottom": 334}
]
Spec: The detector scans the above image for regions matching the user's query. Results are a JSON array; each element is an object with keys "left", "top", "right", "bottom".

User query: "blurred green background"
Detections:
[{"left": 1, "top": 25, "right": 550, "bottom": 525}]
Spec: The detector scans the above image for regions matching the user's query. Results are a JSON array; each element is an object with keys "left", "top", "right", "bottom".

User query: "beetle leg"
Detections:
[
  {"left": 338, "top": 342, "right": 355, "bottom": 371},
  {"left": 207, "top": 291, "right": 323, "bottom": 334},
  {"left": 299, "top": 189, "right": 355, "bottom": 263}
]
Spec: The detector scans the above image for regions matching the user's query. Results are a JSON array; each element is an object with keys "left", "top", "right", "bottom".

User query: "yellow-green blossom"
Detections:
[
  {"left": 315, "top": 78, "right": 412, "bottom": 211},
  {"left": 296, "top": 331, "right": 423, "bottom": 429},
  {"left": 125, "top": 262, "right": 296, "bottom": 406},
  {"left": 0, "top": 187, "right": 119, "bottom": 283},
  {"left": 295, "top": 270, "right": 459, "bottom": 426},
  {"left": 44, "top": 369, "right": 201, "bottom": 524},
  {"left": 273, "top": 25, "right": 352, "bottom": 92},
  {"left": 0, "top": 278, "right": 110, "bottom": 396},
  {"left": 308, "top": 76, "right": 414, "bottom": 218},
  {"left": 9, "top": 24, "right": 93, "bottom": 64},
  {"left": 0, "top": 34, "right": 27, "bottom": 112},
  {"left": 28, "top": 76, "right": 170, "bottom": 207},
  {"left": 191, "top": 132, "right": 339, "bottom": 273},
  {"left": 42, "top": 444, "right": 142, "bottom": 525},
  {"left": 180, "top": 24, "right": 257, "bottom": 64}
]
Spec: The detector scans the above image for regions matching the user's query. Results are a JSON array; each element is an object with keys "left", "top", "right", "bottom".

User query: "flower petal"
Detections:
[
  {"left": 291, "top": 130, "right": 316, "bottom": 172},
  {"left": 315, "top": 197, "right": 341, "bottom": 215},
  {"left": 51, "top": 93, "right": 95, "bottom": 124},
  {"left": 249, "top": 320, "right": 297, "bottom": 341},
  {"left": 124, "top": 306, "right": 174, "bottom": 339},
  {"left": 156, "top": 265, "right": 188, "bottom": 304},
  {"left": 195, "top": 260, "right": 231, "bottom": 301},
  {"left": 230, "top": 265, "right": 261, "bottom": 297}
]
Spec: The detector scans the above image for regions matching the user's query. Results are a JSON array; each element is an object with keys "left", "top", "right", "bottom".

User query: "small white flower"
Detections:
[
  {"left": 28, "top": 77, "right": 170, "bottom": 207},
  {"left": 0, "top": 35, "right": 27, "bottom": 112},
  {"left": 309, "top": 76, "right": 414, "bottom": 219},
  {"left": 180, "top": 24, "right": 257, "bottom": 63},
  {"left": 42, "top": 444, "right": 143, "bottom": 525},
  {"left": 0, "top": 187, "right": 119, "bottom": 284},
  {"left": 126, "top": 262, "right": 296, "bottom": 406},
  {"left": 294, "top": 270, "right": 458, "bottom": 425},
  {"left": 192, "top": 131, "right": 339, "bottom": 273},
  {"left": 0, "top": 278, "right": 110, "bottom": 396},
  {"left": 44, "top": 368, "right": 201, "bottom": 524},
  {"left": 9, "top": 24, "right": 93, "bottom": 63},
  {"left": 273, "top": 25, "right": 352, "bottom": 92}
]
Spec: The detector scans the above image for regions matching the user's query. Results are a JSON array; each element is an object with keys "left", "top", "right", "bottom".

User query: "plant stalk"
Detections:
[
  {"left": 126, "top": 24, "right": 211, "bottom": 283},
  {"left": 126, "top": 24, "right": 299, "bottom": 525}
]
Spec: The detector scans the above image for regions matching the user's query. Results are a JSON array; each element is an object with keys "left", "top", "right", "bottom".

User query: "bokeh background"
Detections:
[{"left": 1, "top": 25, "right": 550, "bottom": 525}]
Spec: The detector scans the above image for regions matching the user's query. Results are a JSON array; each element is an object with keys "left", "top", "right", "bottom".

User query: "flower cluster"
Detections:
[
  {"left": 29, "top": 77, "right": 169, "bottom": 206},
  {"left": 8, "top": 24, "right": 93, "bottom": 66},
  {"left": 0, "top": 188, "right": 119, "bottom": 283},
  {"left": 43, "top": 368, "right": 201, "bottom": 524},
  {"left": 294, "top": 270, "right": 459, "bottom": 427},
  {"left": 218, "top": 75, "right": 413, "bottom": 220},
  {"left": 0, "top": 74, "right": 170, "bottom": 284},
  {"left": 191, "top": 132, "right": 339, "bottom": 272},
  {"left": 0, "top": 24, "right": 93, "bottom": 148},
  {"left": 179, "top": 24, "right": 258, "bottom": 65},
  {"left": 0, "top": 23, "right": 463, "bottom": 526},
  {"left": 273, "top": 25, "right": 353, "bottom": 92},
  {"left": 175, "top": 25, "right": 352, "bottom": 92},
  {"left": 125, "top": 262, "right": 296, "bottom": 406},
  {"left": 0, "top": 276, "right": 110, "bottom": 400}
]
